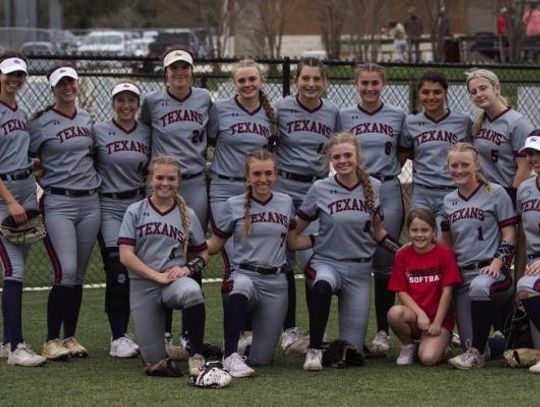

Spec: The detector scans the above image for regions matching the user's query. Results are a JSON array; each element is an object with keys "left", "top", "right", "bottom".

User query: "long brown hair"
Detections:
[{"left": 233, "top": 59, "right": 277, "bottom": 143}]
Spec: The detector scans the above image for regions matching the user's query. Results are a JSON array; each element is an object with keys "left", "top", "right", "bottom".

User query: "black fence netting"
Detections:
[{"left": 5, "top": 55, "right": 540, "bottom": 287}]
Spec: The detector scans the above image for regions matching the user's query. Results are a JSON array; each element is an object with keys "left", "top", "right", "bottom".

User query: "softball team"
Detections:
[
  {"left": 274, "top": 57, "right": 340, "bottom": 352},
  {"left": 0, "top": 53, "right": 46, "bottom": 367},
  {"left": 339, "top": 63, "right": 406, "bottom": 356},
  {"left": 94, "top": 82, "right": 150, "bottom": 357},
  {"left": 3, "top": 54, "right": 540, "bottom": 380}
]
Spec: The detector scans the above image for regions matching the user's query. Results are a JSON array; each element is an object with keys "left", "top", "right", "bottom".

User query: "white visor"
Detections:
[
  {"left": 111, "top": 83, "right": 141, "bottom": 97},
  {"left": 0, "top": 57, "right": 28, "bottom": 74},
  {"left": 49, "top": 67, "right": 78, "bottom": 87},
  {"left": 520, "top": 136, "right": 540, "bottom": 153},
  {"left": 163, "top": 50, "right": 193, "bottom": 68}
]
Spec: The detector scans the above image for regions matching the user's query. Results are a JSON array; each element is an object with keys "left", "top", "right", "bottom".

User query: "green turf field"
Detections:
[{"left": 0, "top": 280, "right": 537, "bottom": 407}]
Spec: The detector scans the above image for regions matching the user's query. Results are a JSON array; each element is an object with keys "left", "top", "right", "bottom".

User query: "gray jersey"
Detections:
[
  {"left": 118, "top": 198, "right": 207, "bottom": 280},
  {"left": 140, "top": 88, "right": 212, "bottom": 176},
  {"left": 275, "top": 96, "right": 340, "bottom": 177},
  {"left": 28, "top": 108, "right": 100, "bottom": 190},
  {"left": 0, "top": 101, "right": 32, "bottom": 174},
  {"left": 401, "top": 110, "right": 472, "bottom": 188},
  {"left": 298, "top": 175, "right": 381, "bottom": 260},
  {"left": 442, "top": 183, "right": 517, "bottom": 267},
  {"left": 94, "top": 120, "right": 151, "bottom": 193},
  {"left": 208, "top": 96, "right": 272, "bottom": 177},
  {"left": 339, "top": 103, "right": 406, "bottom": 177},
  {"left": 212, "top": 192, "right": 295, "bottom": 268},
  {"left": 517, "top": 177, "right": 540, "bottom": 263},
  {"left": 473, "top": 108, "right": 533, "bottom": 187}
]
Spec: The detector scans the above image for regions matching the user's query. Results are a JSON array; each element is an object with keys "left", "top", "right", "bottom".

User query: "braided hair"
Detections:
[
  {"left": 325, "top": 132, "right": 377, "bottom": 213},
  {"left": 242, "top": 149, "right": 276, "bottom": 238},
  {"left": 149, "top": 155, "right": 191, "bottom": 255},
  {"left": 233, "top": 59, "right": 278, "bottom": 147}
]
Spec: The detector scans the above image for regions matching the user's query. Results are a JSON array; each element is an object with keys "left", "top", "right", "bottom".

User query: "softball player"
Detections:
[
  {"left": 387, "top": 208, "right": 462, "bottom": 366},
  {"left": 0, "top": 53, "right": 46, "bottom": 367},
  {"left": 29, "top": 65, "right": 101, "bottom": 360},
  {"left": 274, "top": 57, "right": 340, "bottom": 351},
  {"left": 466, "top": 68, "right": 533, "bottom": 199},
  {"left": 339, "top": 63, "right": 406, "bottom": 356},
  {"left": 441, "top": 143, "right": 517, "bottom": 369},
  {"left": 139, "top": 47, "right": 212, "bottom": 348},
  {"left": 208, "top": 59, "right": 274, "bottom": 286},
  {"left": 118, "top": 155, "right": 208, "bottom": 377},
  {"left": 94, "top": 82, "right": 150, "bottom": 358},
  {"left": 289, "top": 132, "right": 399, "bottom": 371},
  {"left": 466, "top": 68, "right": 533, "bottom": 337},
  {"left": 515, "top": 133, "right": 540, "bottom": 374},
  {"left": 401, "top": 71, "right": 472, "bottom": 229},
  {"left": 206, "top": 150, "right": 299, "bottom": 377}
]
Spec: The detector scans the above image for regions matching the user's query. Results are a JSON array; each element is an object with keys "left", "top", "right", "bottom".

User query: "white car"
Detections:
[{"left": 78, "top": 31, "right": 128, "bottom": 56}]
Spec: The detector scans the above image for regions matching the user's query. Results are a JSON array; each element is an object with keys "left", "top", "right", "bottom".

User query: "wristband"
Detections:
[{"left": 377, "top": 233, "right": 401, "bottom": 254}]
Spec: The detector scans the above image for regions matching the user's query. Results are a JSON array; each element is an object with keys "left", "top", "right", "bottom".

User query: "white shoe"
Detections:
[
  {"left": 396, "top": 343, "right": 416, "bottom": 366},
  {"left": 281, "top": 327, "right": 300, "bottom": 350},
  {"left": 0, "top": 342, "right": 10, "bottom": 358},
  {"left": 7, "top": 343, "right": 47, "bottom": 367},
  {"left": 368, "top": 330, "right": 390, "bottom": 357},
  {"left": 223, "top": 352, "right": 255, "bottom": 378},
  {"left": 529, "top": 361, "right": 540, "bottom": 374},
  {"left": 124, "top": 333, "right": 139, "bottom": 351},
  {"left": 303, "top": 348, "right": 323, "bottom": 371},
  {"left": 110, "top": 337, "right": 138, "bottom": 358},
  {"left": 448, "top": 347, "right": 485, "bottom": 369},
  {"left": 237, "top": 331, "right": 252, "bottom": 356}
]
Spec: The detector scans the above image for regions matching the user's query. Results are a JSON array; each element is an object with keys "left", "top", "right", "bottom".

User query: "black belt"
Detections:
[
  {"left": 340, "top": 257, "right": 372, "bottom": 263},
  {"left": 415, "top": 183, "right": 454, "bottom": 191},
  {"left": 47, "top": 187, "right": 98, "bottom": 197},
  {"left": 278, "top": 170, "right": 321, "bottom": 183},
  {"left": 372, "top": 174, "right": 395, "bottom": 182},
  {"left": 528, "top": 252, "right": 540, "bottom": 260},
  {"left": 460, "top": 260, "right": 491, "bottom": 271},
  {"left": 0, "top": 167, "right": 33, "bottom": 181},
  {"left": 101, "top": 188, "right": 144, "bottom": 200},
  {"left": 182, "top": 172, "right": 203, "bottom": 180},
  {"left": 216, "top": 174, "right": 245, "bottom": 182},
  {"left": 238, "top": 263, "right": 285, "bottom": 275}
]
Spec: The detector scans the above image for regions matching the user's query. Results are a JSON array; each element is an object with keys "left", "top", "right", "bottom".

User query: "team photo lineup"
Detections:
[{"left": 1, "top": 44, "right": 540, "bottom": 386}]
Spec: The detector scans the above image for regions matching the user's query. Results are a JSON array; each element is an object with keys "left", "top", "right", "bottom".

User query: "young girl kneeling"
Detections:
[{"left": 387, "top": 208, "right": 462, "bottom": 366}]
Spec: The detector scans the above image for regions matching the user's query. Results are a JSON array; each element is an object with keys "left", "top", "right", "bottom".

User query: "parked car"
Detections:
[
  {"left": 78, "top": 30, "right": 128, "bottom": 56},
  {"left": 20, "top": 41, "right": 58, "bottom": 55},
  {"left": 140, "top": 29, "right": 203, "bottom": 72}
]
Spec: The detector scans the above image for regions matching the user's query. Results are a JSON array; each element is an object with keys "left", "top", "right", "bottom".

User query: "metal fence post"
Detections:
[{"left": 282, "top": 57, "right": 291, "bottom": 97}]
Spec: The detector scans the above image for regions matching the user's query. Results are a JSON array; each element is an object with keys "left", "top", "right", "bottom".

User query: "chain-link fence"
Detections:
[{"left": 7, "top": 55, "right": 540, "bottom": 287}]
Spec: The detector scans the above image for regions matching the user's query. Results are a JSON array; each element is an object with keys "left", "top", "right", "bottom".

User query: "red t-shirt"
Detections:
[{"left": 388, "top": 243, "right": 462, "bottom": 331}]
